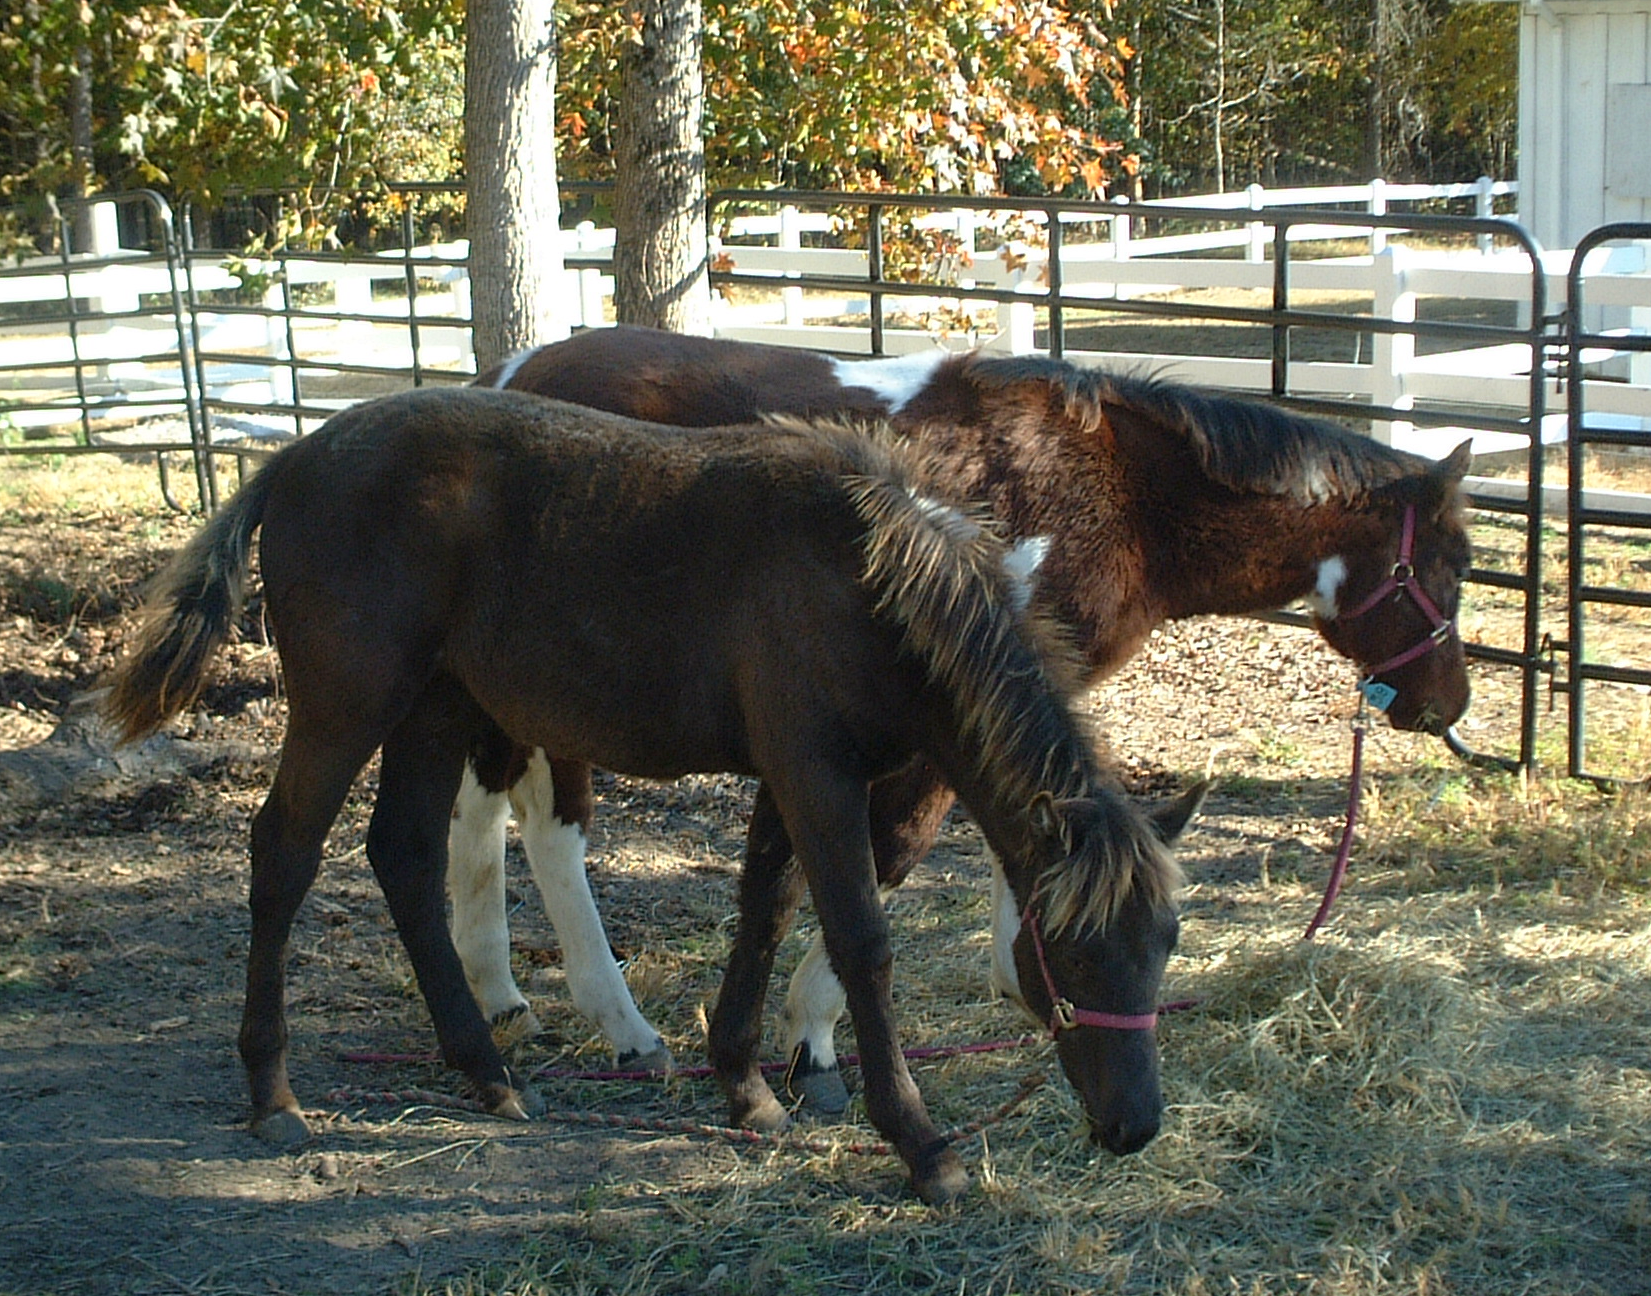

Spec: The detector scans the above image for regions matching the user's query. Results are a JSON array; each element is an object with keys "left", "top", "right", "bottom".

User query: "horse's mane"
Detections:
[
  {"left": 836, "top": 430, "right": 1180, "bottom": 933},
  {"left": 962, "top": 354, "right": 1424, "bottom": 503}
]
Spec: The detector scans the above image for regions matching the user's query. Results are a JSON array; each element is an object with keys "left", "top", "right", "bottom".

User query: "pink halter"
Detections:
[
  {"left": 1333, "top": 504, "right": 1456, "bottom": 686},
  {"left": 1023, "top": 904, "right": 1159, "bottom": 1034}
]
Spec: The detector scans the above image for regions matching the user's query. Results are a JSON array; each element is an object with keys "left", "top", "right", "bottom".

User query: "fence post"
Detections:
[
  {"left": 1246, "top": 183, "right": 1267, "bottom": 263},
  {"left": 260, "top": 278, "right": 297, "bottom": 407},
  {"left": 1369, "top": 178, "right": 1388, "bottom": 256},
  {"left": 780, "top": 204, "right": 804, "bottom": 327},
  {"left": 85, "top": 200, "right": 139, "bottom": 315},
  {"left": 1371, "top": 243, "right": 1414, "bottom": 446},
  {"left": 574, "top": 220, "right": 606, "bottom": 328},
  {"left": 1476, "top": 176, "right": 1495, "bottom": 254},
  {"left": 1110, "top": 196, "right": 1132, "bottom": 302}
]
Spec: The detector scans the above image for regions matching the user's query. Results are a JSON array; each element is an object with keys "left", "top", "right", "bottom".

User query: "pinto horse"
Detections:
[
  {"left": 101, "top": 386, "right": 1190, "bottom": 1204},
  {"left": 445, "top": 327, "right": 1475, "bottom": 1111}
]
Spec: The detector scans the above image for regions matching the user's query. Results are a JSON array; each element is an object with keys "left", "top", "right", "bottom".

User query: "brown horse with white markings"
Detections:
[
  {"left": 101, "top": 386, "right": 1190, "bottom": 1204},
  {"left": 446, "top": 327, "right": 1474, "bottom": 1112}
]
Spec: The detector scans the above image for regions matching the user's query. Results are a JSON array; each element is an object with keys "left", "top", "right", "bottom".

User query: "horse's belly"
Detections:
[{"left": 463, "top": 669, "right": 752, "bottom": 781}]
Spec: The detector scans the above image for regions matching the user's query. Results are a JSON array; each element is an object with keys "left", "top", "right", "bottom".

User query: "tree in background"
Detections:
[
  {"left": 464, "top": 0, "right": 566, "bottom": 370},
  {"left": 612, "top": 0, "right": 711, "bottom": 334},
  {"left": 0, "top": 0, "right": 465, "bottom": 245},
  {"left": 561, "top": 0, "right": 1133, "bottom": 197},
  {"left": 0, "top": 0, "right": 1518, "bottom": 251},
  {"left": 1100, "top": 0, "right": 1516, "bottom": 193}
]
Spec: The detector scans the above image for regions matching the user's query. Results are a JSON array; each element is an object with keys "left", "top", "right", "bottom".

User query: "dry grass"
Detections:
[
  {"left": 4, "top": 425, "right": 1649, "bottom": 1296},
  {"left": 392, "top": 759, "right": 1650, "bottom": 1296}
]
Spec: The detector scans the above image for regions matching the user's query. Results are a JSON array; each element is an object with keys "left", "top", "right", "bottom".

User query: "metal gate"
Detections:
[
  {"left": 1562, "top": 224, "right": 1651, "bottom": 787},
  {"left": 5, "top": 189, "right": 1648, "bottom": 784}
]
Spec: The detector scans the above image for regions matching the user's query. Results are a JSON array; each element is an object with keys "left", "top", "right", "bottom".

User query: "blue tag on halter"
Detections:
[{"left": 1360, "top": 679, "right": 1398, "bottom": 712}]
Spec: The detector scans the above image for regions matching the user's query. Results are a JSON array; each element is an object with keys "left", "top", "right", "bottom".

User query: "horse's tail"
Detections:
[{"left": 101, "top": 466, "right": 273, "bottom": 744}]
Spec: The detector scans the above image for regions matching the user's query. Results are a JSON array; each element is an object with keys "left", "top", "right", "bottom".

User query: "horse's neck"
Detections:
[{"left": 1142, "top": 492, "right": 1355, "bottom": 621}]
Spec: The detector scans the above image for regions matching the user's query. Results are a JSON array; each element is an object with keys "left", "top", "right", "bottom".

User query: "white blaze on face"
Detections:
[
  {"left": 829, "top": 349, "right": 951, "bottom": 414},
  {"left": 1306, "top": 556, "right": 1348, "bottom": 619}
]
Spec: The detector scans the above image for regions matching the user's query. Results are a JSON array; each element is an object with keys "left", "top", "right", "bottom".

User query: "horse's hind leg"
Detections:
[
  {"left": 781, "top": 760, "right": 957, "bottom": 1113},
  {"left": 242, "top": 715, "right": 382, "bottom": 1145},
  {"left": 369, "top": 681, "right": 536, "bottom": 1120},
  {"left": 448, "top": 762, "right": 542, "bottom": 1043},
  {"left": 708, "top": 781, "right": 810, "bottom": 1133},
  {"left": 510, "top": 753, "right": 671, "bottom": 1071}
]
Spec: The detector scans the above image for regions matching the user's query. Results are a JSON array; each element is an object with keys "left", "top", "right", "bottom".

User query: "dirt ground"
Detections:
[{"left": 0, "top": 457, "right": 1625, "bottom": 1294}]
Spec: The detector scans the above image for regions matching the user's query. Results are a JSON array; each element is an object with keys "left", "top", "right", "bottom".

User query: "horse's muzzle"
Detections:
[{"left": 1088, "top": 1109, "right": 1161, "bottom": 1156}]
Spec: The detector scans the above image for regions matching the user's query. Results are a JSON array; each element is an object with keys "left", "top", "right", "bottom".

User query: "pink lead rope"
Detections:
[{"left": 1306, "top": 503, "right": 1457, "bottom": 939}]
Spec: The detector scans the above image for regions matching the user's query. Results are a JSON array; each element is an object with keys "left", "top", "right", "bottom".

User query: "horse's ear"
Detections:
[
  {"left": 1435, "top": 440, "right": 1473, "bottom": 485},
  {"left": 1027, "top": 792, "right": 1068, "bottom": 852},
  {"left": 1147, "top": 778, "right": 1213, "bottom": 845}
]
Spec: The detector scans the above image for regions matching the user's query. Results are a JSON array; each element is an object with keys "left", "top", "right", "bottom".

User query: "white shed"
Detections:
[{"left": 1508, "top": 0, "right": 1651, "bottom": 250}]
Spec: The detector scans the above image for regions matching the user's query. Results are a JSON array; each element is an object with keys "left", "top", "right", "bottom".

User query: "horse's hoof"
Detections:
[
  {"left": 251, "top": 1107, "right": 312, "bottom": 1148},
  {"left": 913, "top": 1150, "right": 971, "bottom": 1206},
  {"left": 490, "top": 1004, "right": 542, "bottom": 1049},
  {"left": 734, "top": 1090, "right": 792, "bottom": 1135},
  {"left": 785, "top": 1059, "right": 851, "bottom": 1117},
  {"left": 480, "top": 1082, "right": 543, "bottom": 1121},
  {"left": 615, "top": 1040, "right": 673, "bottom": 1074}
]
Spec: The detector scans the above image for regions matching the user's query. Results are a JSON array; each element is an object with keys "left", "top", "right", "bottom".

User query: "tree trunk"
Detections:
[
  {"left": 69, "top": 27, "right": 95, "bottom": 252},
  {"left": 613, "top": 0, "right": 711, "bottom": 335},
  {"left": 464, "top": 0, "right": 568, "bottom": 373}
]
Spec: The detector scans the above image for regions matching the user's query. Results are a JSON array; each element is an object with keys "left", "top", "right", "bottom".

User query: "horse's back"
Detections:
[
  {"left": 483, "top": 325, "right": 891, "bottom": 425},
  {"left": 255, "top": 387, "right": 914, "bottom": 777}
]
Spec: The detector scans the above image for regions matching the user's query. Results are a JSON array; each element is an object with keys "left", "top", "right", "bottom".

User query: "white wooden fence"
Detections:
[{"left": 3, "top": 180, "right": 1649, "bottom": 495}]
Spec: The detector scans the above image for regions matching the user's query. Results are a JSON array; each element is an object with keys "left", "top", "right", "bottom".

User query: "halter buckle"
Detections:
[{"left": 1051, "top": 997, "right": 1078, "bottom": 1032}]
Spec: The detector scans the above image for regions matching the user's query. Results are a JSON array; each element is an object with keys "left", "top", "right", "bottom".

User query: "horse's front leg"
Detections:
[
  {"left": 773, "top": 770, "right": 970, "bottom": 1205},
  {"left": 708, "top": 781, "right": 809, "bottom": 1133},
  {"left": 369, "top": 687, "right": 537, "bottom": 1121},
  {"left": 781, "top": 759, "right": 958, "bottom": 1114},
  {"left": 510, "top": 753, "right": 671, "bottom": 1071}
]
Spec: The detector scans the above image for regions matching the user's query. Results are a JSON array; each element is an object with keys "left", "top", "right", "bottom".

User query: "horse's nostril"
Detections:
[{"left": 1090, "top": 1115, "right": 1160, "bottom": 1157}]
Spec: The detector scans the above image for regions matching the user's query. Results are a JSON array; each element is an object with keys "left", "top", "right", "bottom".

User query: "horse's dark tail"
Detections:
[{"left": 102, "top": 467, "right": 272, "bottom": 744}]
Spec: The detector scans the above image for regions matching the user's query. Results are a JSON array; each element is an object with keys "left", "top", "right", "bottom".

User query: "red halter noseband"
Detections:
[
  {"left": 1332, "top": 504, "right": 1457, "bottom": 698},
  {"left": 1023, "top": 904, "right": 1158, "bottom": 1035}
]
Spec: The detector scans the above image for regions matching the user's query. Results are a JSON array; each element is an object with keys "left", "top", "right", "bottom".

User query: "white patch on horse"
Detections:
[
  {"left": 1306, "top": 556, "right": 1349, "bottom": 618},
  {"left": 508, "top": 751, "right": 665, "bottom": 1064},
  {"left": 782, "top": 935, "right": 848, "bottom": 1071},
  {"left": 829, "top": 349, "right": 950, "bottom": 414},
  {"left": 990, "top": 858, "right": 1040, "bottom": 1026},
  {"left": 447, "top": 765, "right": 526, "bottom": 1022},
  {"left": 911, "top": 492, "right": 980, "bottom": 542},
  {"left": 488, "top": 347, "right": 538, "bottom": 390},
  {"left": 1004, "top": 535, "right": 1050, "bottom": 612}
]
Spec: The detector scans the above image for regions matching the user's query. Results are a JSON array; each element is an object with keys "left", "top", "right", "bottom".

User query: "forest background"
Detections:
[{"left": 1, "top": 0, "right": 1517, "bottom": 253}]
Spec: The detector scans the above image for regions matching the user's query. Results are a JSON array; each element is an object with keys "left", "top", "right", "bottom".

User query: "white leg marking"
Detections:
[
  {"left": 1306, "top": 555, "right": 1349, "bottom": 619},
  {"left": 829, "top": 349, "right": 951, "bottom": 414},
  {"left": 510, "top": 752, "right": 665, "bottom": 1063},
  {"left": 448, "top": 765, "right": 527, "bottom": 1021},
  {"left": 782, "top": 934, "right": 848, "bottom": 1071}
]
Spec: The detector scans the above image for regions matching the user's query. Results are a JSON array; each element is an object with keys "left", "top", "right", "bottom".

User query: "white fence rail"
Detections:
[{"left": 3, "top": 181, "right": 1648, "bottom": 490}]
